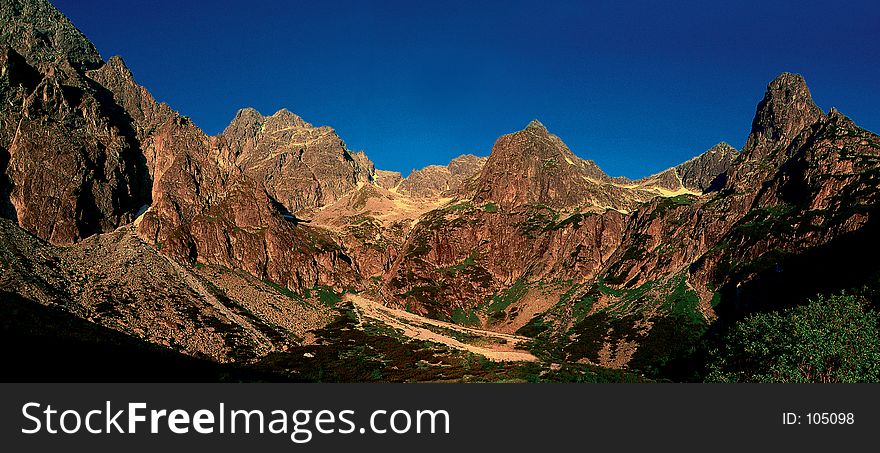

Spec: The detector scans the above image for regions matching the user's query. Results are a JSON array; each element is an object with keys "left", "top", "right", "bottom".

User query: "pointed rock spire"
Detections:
[
  {"left": 675, "top": 142, "right": 740, "bottom": 193},
  {"left": 472, "top": 120, "right": 617, "bottom": 209},
  {"left": 525, "top": 119, "right": 549, "bottom": 134},
  {"left": 744, "top": 72, "right": 825, "bottom": 160},
  {"left": 222, "top": 107, "right": 264, "bottom": 137},
  {"left": 253, "top": 108, "right": 310, "bottom": 134}
]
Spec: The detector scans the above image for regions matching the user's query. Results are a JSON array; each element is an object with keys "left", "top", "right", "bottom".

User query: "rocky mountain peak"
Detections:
[
  {"left": 525, "top": 119, "right": 549, "bottom": 134},
  {"left": 0, "top": 0, "right": 103, "bottom": 70},
  {"left": 6, "top": 2, "right": 880, "bottom": 384},
  {"left": 102, "top": 56, "right": 134, "bottom": 80},
  {"left": 222, "top": 107, "right": 311, "bottom": 138},
  {"left": 708, "top": 142, "right": 737, "bottom": 154},
  {"left": 221, "top": 108, "right": 264, "bottom": 144},
  {"left": 496, "top": 119, "right": 577, "bottom": 162},
  {"left": 675, "top": 142, "right": 740, "bottom": 192},
  {"left": 264, "top": 108, "right": 309, "bottom": 132},
  {"left": 744, "top": 72, "right": 825, "bottom": 160},
  {"left": 472, "top": 121, "right": 617, "bottom": 209},
  {"left": 233, "top": 107, "right": 263, "bottom": 122},
  {"left": 397, "top": 154, "right": 487, "bottom": 198},
  {"left": 215, "top": 107, "right": 370, "bottom": 213}
]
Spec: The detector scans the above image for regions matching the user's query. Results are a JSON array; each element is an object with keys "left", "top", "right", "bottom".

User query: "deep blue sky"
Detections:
[{"left": 53, "top": 0, "right": 879, "bottom": 178}]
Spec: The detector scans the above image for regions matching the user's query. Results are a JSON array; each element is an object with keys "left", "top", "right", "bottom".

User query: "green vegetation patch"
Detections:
[
  {"left": 707, "top": 293, "right": 880, "bottom": 383},
  {"left": 516, "top": 315, "right": 551, "bottom": 338},
  {"left": 438, "top": 250, "right": 480, "bottom": 277},
  {"left": 660, "top": 274, "right": 703, "bottom": 324},
  {"left": 572, "top": 295, "right": 595, "bottom": 322},
  {"left": 314, "top": 286, "right": 344, "bottom": 307},
  {"left": 254, "top": 301, "right": 649, "bottom": 382},
  {"left": 404, "top": 235, "right": 432, "bottom": 257},
  {"left": 514, "top": 205, "right": 559, "bottom": 238},
  {"left": 451, "top": 307, "right": 481, "bottom": 327},
  {"left": 264, "top": 280, "right": 305, "bottom": 302},
  {"left": 734, "top": 203, "right": 796, "bottom": 236},
  {"left": 595, "top": 277, "right": 656, "bottom": 316},
  {"left": 443, "top": 200, "right": 475, "bottom": 212},
  {"left": 400, "top": 284, "right": 442, "bottom": 306},
  {"left": 544, "top": 211, "right": 593, "bottom": 231},
  {"left": 648, "top": 194, "right": 697, "bottom": 221},
  {"left": 486, "top": 280, "right": 529, "bottom": 322},
  {"left": 563, "top": 313, "right": 639, "bottom": 363}
]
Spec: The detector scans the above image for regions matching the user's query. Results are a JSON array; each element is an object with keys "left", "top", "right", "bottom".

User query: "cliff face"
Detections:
[
  {"left": 0, "top": 1, "right": 220, "bottom": 246},
  {"left": 378, "top": 120, "right": 741, "bottom": 322},
  {"left": 383, "top": 201, "right": 628, "bottom": 318},
  {"left": 373, "top": 169, "right": 403, "bottom": 190},
  {"left": 690, "top": 107, "right": 880, "bottom": 313},
  {"left": 0, "top": 34, "right": 150, "bottom": 244},
  {"left": 0, "top": 215, "right": 335, "bottom": 364},
  {"left": 127, "top": 103, "right": 361, "bottom": 293}
]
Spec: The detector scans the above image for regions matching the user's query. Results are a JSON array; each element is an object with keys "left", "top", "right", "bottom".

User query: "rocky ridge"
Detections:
[{"left": 397, "top": 154, "right": 488, "bottom": 198}]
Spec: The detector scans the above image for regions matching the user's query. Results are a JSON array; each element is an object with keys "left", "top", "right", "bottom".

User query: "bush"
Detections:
[{"left": 707, "top": 293, "right": 880, "bottom": 382}]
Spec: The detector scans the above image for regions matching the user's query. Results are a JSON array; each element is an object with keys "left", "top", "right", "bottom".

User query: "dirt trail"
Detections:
[{"left": 347, "top": 294, "right": 537, "bottom": 362}]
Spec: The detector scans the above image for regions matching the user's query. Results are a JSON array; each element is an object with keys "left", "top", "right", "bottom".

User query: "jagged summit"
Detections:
[
  {"left": 216, "top": 107, "right": 370, "bottom": 213},
  {"left": 4, "top": 0, "right": 880, "bottom": 384},
  {"left": 0, "top": 0, "right": 103, "bottom": 70},
  {"left": 222, "top": 108, "right": 264, "bottom": 139},
  {"left": 768, "top": 72, "right": 810, "bottom": 91},
  {"left": 234, "top": 106, "right": 263, "bottom": 118},
  {"left": 634, "top": 142, "right": 739, "bottom": 195},
  {"left": 745, "top": 72, "right": 825, "bottom": 160},
  {"left": 397, "top": 154, "right": 488, "bottom": 198},
  {"left": 102, "top": 55, "right": 134, "bottom": 79},
  {"left": 525, "top": 119, "right": 549, "bottom": 133},
  {"left": 224, "top": 107, "right": 310, "bottom": 134},
  {"left": 263, "top": 108, "right": 310, "bottom": 132},
  {"left": 708, "top": 142, "right": 736, "bottom": 153},
  {"left": 675, "top": 142, "right": 739, "bottom": 192},
  {"left": 272, "top": 108, "right": 308, "bottom": 125},
  {"left": 473, "top": 121, "right": 617, "bottom": 209},
  {"left": 227, "top": 107, "right": 307, "bottom": 121}
]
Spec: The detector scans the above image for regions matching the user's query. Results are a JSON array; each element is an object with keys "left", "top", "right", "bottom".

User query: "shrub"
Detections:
[{"left": 707, "top": 293, "right": 880, "bottom": 383}]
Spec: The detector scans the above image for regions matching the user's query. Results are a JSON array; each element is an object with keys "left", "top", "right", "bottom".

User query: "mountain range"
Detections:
[{"left": 2, "top": 0, "right": 879, "bottom": 382}]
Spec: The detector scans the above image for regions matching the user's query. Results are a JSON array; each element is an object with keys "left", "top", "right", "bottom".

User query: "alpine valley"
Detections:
[{"left": 2, "top": 0, "right": 879, "bottom": 382}]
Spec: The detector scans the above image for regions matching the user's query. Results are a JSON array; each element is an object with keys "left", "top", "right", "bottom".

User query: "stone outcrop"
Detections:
[{"left": 398, "top": 154, "right": 487, "bottom": 198}]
